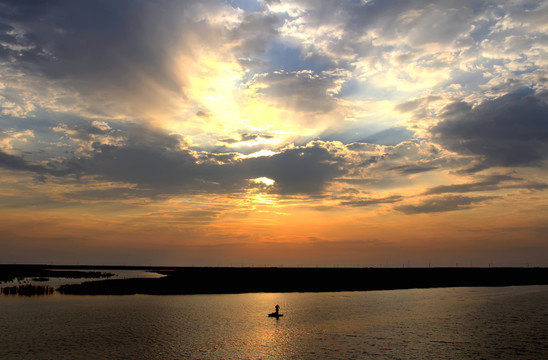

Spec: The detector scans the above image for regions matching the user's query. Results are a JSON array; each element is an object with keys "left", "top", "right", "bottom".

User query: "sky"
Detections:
[{"left": 0, "top": 0, "right": 547, "bottom": 267}]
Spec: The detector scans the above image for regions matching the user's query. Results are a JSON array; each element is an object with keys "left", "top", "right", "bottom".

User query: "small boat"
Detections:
[{"left": 268, "top": 312, "right": 283, "bottom": 318}]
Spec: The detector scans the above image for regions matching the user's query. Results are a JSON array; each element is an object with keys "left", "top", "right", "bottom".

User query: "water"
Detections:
[
  {"left": 1, "top": 286, "right": 547, "bottom": 359},
  {"left": 0, "top": 269, "right": 165, "bottom": 288}
]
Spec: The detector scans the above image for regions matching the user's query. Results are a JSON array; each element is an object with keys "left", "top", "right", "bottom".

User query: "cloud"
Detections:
[
  {"left": 0, "top": 0, "right": 239, "bottom": 120},
  {"left": 218, "top": 132, "right": 275, "bottom": 145},
  {"left": 77, "top": 138, "right": 345, "bottom": 195},
  {"left": 424, "top": 174, "right": 547, "bottom": 195},
  {"left": 389, "top": 164, "right": 438, "bottom": 175},
  {"left": 0, "top": 149, "right": 70, "bottom": 176},
  {"left": 0, "top": 150, "right": 46, "bottom": 172},
  {"left": 272, "top": 0, "right": 547, "bottom": 101},
  {"left": 52, "top": 120, "right": 111, "bottom": 142},
  {"left": 1, "top": 122, "right": 347, "bottom": 196},
  {"left": 246, "top": 69, "right": 348, "bottom": 113},
  {"left": 368, "top": 140, "right": 447, "bottom": 173},
  {"left": 431, "top": 88, "right": 548, "bottom": 169},
  {"left": 2, "top": 0, "right": 547, "bottom": 207},
  {"left": 244, "top": 142, "right": 345, "bottom": 194},
  {"left": 230, "top": 11, "right": 281, "bottom": 58},
  {"left": 396, "top": 195, "right": 495, "bottom": 214},
  {"left": 340, "top": 195, "right": 403, "bottom": 207}
]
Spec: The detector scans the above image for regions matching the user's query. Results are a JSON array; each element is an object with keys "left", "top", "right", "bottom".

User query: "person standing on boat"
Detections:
[{"left": 275, "top": 304, "right": 280, "bottom": 315}]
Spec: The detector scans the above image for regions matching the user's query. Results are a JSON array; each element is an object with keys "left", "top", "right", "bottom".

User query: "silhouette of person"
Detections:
[{"left": 275, "top": 304, "right": 280, "bottom": 314}]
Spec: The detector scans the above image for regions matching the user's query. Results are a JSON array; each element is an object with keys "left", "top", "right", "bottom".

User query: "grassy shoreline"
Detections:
[{"left": 0, "top": 264, "right": 114, "bottom": 283}]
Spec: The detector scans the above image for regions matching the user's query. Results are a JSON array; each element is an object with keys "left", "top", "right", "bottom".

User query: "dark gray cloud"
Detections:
[
  {"left": 431, "top": 88, "right": 548, "bottom": 169},
  {"left": 340, "top": 195, "right": 403, "bottom": 207},
  {"left": 424, "top": 174, "right": 547, "bottom": 195},
  {"left": 0, "top": 150, "right": 46, "bottom": 172},
  {"left": 75, "top": 143, "right": 199, "bottom": 191},
  {"left": 248, "top": 70, "right": 344, "bottom": 113},
  {"left": 424, "top": 174, "right": 516, "bottom": 194},
  {"left": 3, "top": 124, "right": 346, "bottom": 196},
  {"left": 0, "top": 0, "right": 231, "bottom": 117},
  {"left": 389, "top": 164, "right": 438, "bottom": 175},
  {"left": 231, "top": 12, "right": 280, "bottom": 58},
  {"left": 77, "top": 139, "right": 344, "bottom": 195},
  {"left": 1, "top": 0, "right": 174, "bottom": 80},
  {"left": 218, "top": 132, "right": 275, "bottom": 145},
  {"left": 0, "top": 149, "right": 70, "bottom": 176},
  {"left": 396, "top": 195, "right": 495, "bottom": 214},
  {"left": 245, "top": 143, "right": 345, "bottom": 194}
]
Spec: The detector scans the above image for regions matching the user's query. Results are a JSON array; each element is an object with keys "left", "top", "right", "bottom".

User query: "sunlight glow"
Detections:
[
  {"left": 251, "top": 177, "right": 275, "bottom": 186},
  {"left": 239, "top": 149, "right": 279, "bottom": 159}
]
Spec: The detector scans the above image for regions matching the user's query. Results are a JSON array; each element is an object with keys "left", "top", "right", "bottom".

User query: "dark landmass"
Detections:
[
  {"left": 2, "top": 265, "right": 547, "bottom": 296},
  {"left": 53, "top": 267, "right": 548, "bottom": 295},
  {"left": 0, "top": 264, "right": 114, "bottom": 283}
]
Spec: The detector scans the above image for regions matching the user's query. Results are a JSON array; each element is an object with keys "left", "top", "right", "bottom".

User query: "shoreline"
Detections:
[{"left": 2, "top": 265, "right": 547, "bottom": 296}]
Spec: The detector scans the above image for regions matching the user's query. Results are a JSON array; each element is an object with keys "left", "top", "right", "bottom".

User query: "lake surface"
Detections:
[
  {"left": 1, "top": 286, "right": 547, "bottom": 359},
  {"left": 0, "top": 269, "right": 165, "bottom": 288}
]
